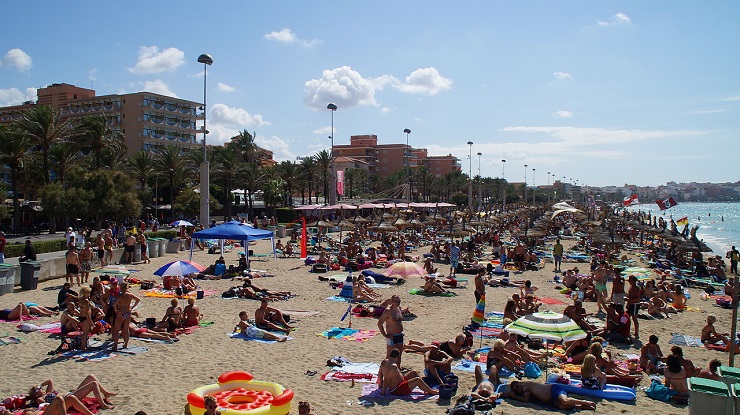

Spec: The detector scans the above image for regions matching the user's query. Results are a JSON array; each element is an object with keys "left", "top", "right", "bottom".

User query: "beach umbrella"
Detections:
[
  {"left": 153, "top": 260, "right": 206, "bottom": 277},
  {"left": 504, "top": 311, "right": 586, "bottom": 342},
  {"left": 384, "top": 261, "right": 427, "bottom": 279},
  {"left": 472, "top": 294, "right": 486, "bottom": 324},
  {"left": 170, "top": 220, "right": 194, "bottom": 227}
]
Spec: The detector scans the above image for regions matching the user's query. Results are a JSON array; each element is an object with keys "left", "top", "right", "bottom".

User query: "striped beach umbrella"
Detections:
[
  {"left": 383, "top": 261, "right": 427, "bottom": 279},
  {"left": 504, "top": 310, "right": 586, "bottom": 342},
  {"left": 153, "top": 260, "right": 206, "bottom": 277},
  {"left": 471, "top": 294, "right": 486, "bottom": 324}
]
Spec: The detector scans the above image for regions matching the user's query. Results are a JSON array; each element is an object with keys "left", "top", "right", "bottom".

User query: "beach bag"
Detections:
[
  {"left": 644, "top": 379, "right": 676, "bottom": 402},
  {"left": 717, "top": 297, "right": 732, "bottom": 309},
  {"left": 446, "top": 402, "right": 475, "bottom": 415},
  {"left": 222, "top": 287, "right": 238, "bottom": 298},
  {"left": 523, "top": 361, "right": 542, "bottom": 379}
]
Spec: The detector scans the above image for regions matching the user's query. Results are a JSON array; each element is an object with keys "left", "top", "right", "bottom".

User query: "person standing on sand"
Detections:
[
  {"left": 111, "top": 282, "right": 140, "bottom": 351},
  {"left": 449, "top": 242, "right": 460, "bottom": 277},
  {"left": 728, "top": 246, "right": 739, "bottom": 275},
  {"left": 474, "top": 268, "right": 487, "bottom": 304},
  {"left": 610, "top": 273, "right": 625, "bottom": 307},
  {"left": 378, "top": 295, "right": 405, "bottom": 366},
  {"left": 65, "top": 246, "right": 80, "bottom": 286},
  {"left": 626, "top": 275, "right": 642, "bottom": 339},
  {"left": 553, "top": 238, "right": 564, "bottom": 272}
]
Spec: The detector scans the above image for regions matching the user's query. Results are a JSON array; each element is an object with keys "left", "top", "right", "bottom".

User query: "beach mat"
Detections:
[
  {"left": 360, "top": 383, "right": 437, "bottom": 401},
  {"left": 668, "top": 333, "right": 703, "bottom": 348},
  {"left": 326, "top": 295, "right": 353, "bottom": 302},
  {"left": 479, "top": 311, "right": 505, "bottom": 329},
  {"left": 451, "top": 359, "right": 516, "bottom": 379},
  {"left": 142, "top": 288, "right": 219, "bottom": 299},
  {"left": 227, "top": 332, "right": 293, "bottom": 344},
  {"left": 408, "top": 288, "right": 456, "bottom": 297},
  {"left": 0, "top": 334, "right": 23, "bottom": 346},
  {"left": 468, "top": 326, "right": 502, "bottom": 338},
  {"left": 321, "top": 362, "right": 380, "bottom": 383},
  {"left": 281, "top": 310, "right": 320, "bottom": 317}
]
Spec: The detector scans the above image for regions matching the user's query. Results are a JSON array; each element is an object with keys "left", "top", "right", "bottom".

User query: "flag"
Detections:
[
  {"left": 676, "top": 216, "right": 689, "bottom": 227},
  {"left": 623, "top": 194, "right": 639, "bottom": 206},
  {"left": 300, "top": 216, "right": 307, "bottom": 260},
  {"left": 656, "top": 196, "right": 678, "bottom": 210},
  {"left": 336, "top": 170, "right": 345, "bottom": 196}
]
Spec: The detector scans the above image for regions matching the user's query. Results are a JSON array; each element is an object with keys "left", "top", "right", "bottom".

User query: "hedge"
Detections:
[{"left": 5, "top": 239, "right": 67, "bottom": 258}]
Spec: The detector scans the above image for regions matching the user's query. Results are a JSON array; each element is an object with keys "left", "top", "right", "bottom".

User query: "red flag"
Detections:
[
  {"left": 623, "top": 194, "right": 639, "bottom": 206},
  {"left": 336, "top": 170, "right": 345, "bottom": 196},
  {"left": 676, "top": 216, "right": 688, "bottom": 227},
  {"left": 300, "top": 216, "right": 307, "bottom": 259},
  {"left": 655, "top": 197, "right": 678, "bottom": 210}
]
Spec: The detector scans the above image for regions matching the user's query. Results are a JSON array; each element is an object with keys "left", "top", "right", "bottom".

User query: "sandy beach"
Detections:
[{"left": 0, "top": 236, "right": 735, "bottom": 415}]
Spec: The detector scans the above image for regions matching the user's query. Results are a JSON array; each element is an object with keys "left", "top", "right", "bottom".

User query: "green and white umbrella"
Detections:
[{"left": 504, "top": 310, "right": 586, "bottom": 342}]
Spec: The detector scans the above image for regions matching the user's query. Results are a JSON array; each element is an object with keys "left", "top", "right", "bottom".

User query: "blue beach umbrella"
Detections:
[
  {"left": 170, "top": 220, "right": 194, "bottom": 227},
  {"left": 153, "top": 260, "right": 206, "bottom": 277}
]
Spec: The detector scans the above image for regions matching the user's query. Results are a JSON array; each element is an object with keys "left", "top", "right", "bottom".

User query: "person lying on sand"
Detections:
[
  {"left": 471, "top": 364, "right": 501, "bottom": 405},
  {"left": 0, "top": 302, "right": 54, "bottom": 320},
  {"left": 238, "top": 280, "right": 289, "bottom": 301},
  {"left": 24, "top": 375, "right": 116, "bottom": 410},
  {"left": 128, "top": 322, "right": 179, "bottom": 342},
  {"left": 353, "top": 299, "right": 415, "bottom": 319},
  {"left": 506, "top": 380, "right": 596, "bottom": 410},
  {"left": 234, "top": 311, "right": 287, "bottom": 342}
]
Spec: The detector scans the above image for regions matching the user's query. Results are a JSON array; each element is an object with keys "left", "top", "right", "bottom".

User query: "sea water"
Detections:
[{"left": 626, "top": 202, "right": 740, "bottom": 255}]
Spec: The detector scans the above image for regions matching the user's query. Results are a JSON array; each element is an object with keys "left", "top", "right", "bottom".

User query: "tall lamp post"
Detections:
[
  {"left": 501, "top": 159, "right": 506, "bottom": 212},
  {"left": 467, "top": 141, "right": 474, "bottom": 209},
  {"left": 404, "top": 128, "right": 411, "bottom": 201},
  {"left": 532, "top": 168, "right": 536, "bottom": 204},
  {"left": 197, "top": 53, "right": 213, "bottom": 227},
  {"left": 476, "top": 152, "right": 482, "bottom": 211},
  {"left": 547, "top": 171, "right": 551, "bottom": 203},
  {"left": 523, "top": 164, "right": 528, "bottom": 205},
  {"left": 327, "top": 103, "right": 338, "bottom": 205}
]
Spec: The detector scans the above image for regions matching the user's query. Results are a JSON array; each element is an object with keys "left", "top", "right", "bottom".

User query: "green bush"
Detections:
[
  {"left": 5, "top": 239, "right": 67, "bottom": 258},
  {"left": 143, "top": 230, "right": 178, "bottom": 240}
]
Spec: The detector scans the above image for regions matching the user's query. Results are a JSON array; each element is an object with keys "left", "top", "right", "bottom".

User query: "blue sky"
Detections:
[{"left": 1, "top": 1, "right": 739, "bottom": 187}]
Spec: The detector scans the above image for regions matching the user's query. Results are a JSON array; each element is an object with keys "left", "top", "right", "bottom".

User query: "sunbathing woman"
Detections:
[
  {"left": 499, "top": 319, "right": 546, "bottom": 363},
  {"left": 0, "top": 303, "right": 53, "bottom": 320},
  {"left": 580, "top": 354, "right": 607, "bottom": 390},
  {"left": 128, "top": 322, "right": 178, "bottom": 341},
  {"left": 647, "top": 292, "right": 677, "bottom": 318},
  {"left": 588, "top": 342, "right": 630, "bottom": 377},
  {"left": 421, "top": 277, "right": 448, "bottom": 294},
  {"left": 17, "top": 394, "right": 90, "bottom": 415},
  {"left": 353, "top": 276, "right": 381, "bottom": 302},
  {"left": 156, "top": 298, "right": 182, "bottom": 332},
  {"left": 702, "top": 314, "right": 733, "bottom": 350},
  {"left": 26, "top": 375, "right": 115, "bottom": 410},
  {"left": 355, "top": 298, "right": 415, "bottom": 319},
  {"left": 486, "top": 339, "right": 522, "bottom": 375}
]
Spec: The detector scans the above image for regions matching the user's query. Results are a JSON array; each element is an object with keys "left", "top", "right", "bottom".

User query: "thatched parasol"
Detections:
[{"left": 372, "top": 222, "right": 398, "bottom": 232}]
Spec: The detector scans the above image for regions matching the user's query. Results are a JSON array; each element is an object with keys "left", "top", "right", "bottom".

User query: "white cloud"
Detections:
[
  {"left": 598, "top": 12, "right": 631, "bottom": 26},
  {"left": 692, "top": 109, "right": 730, "bottom": 114},
  {"left": 255, "top": 135, "right": 297, "bottom": 161},
  {"left": 553, "top": 110, "right": 574, "bottom": 118},
  {"left": 304, "top": 66, "right": 380, "bottom": 110},
  {"left": 141, "top": 80, "right": 178, "bottom": 97},
  {"left": 380, "top": 107, "right": 391, "bottom": 114},
  {"left": 210, "top": 103, "right": 269, "bottom": 129},
  {"left": 312, "top": 126, "right": 334, "bottom": 135},
  {"left": 217, "top": 82, "right": 236, "bottom": 92},
  {"left": 501, "top": 126, "right": 702, "bottom": 146},
  {"left": 88, "top": 67, "right": 98, "bottom": 82},
  {"left": 205, "top": 124, "right": 240, "bottom": 146},
  {"left": 722, "top": 96, "right": 740, "bottom": 102},
  {"left": 264, "top": 28, "right": 321, "bottom": 48},
  {"left": 553, "top": 71, "right": 572, "bottom": 80},
  {"left": 128, "top": 46, "right": 185, "bottom": 74},
  {"left": 0, "top": 87, "right": 37, "bottom": 106},
  {"left": 396, "top": 67, "right": 453, "bottom": 95},
  {"left": 1, "top": 48, "right": 32, "bottom": 72}
]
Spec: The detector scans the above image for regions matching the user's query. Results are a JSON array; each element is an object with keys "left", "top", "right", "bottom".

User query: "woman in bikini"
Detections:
[
  {"left": 486, "top": 339, "right": 522, "bottom": 375},
  {"left": 77, "top": 287, "right": 93, "bottom": 350},
  {"left": 24, "top": 375, "right": 115, "bottom": 410},
  {"left": 580, "top": 354, "right": 607, "bottom": 390},
  {"left": 701, "top": 314, "right": 732, "bottom": 350},
  {"left": 111, "top": 282, "right": 140, "bottom": 351},
  {"left": 182, "top": 298, "right": 201, "bottom": 327},
  {"left": 564, "top": 333, "right": 593, "bottom": 364},
  {"left": 588, "top": 342, "right": 630, "bottom": 377},
  {"left": 640, "top": 334, "right": 664, "bottom": 374},
  {"left": 664, "top": 354, "right": 690, "bottom": 402},
  {"left": 157, "top": 298, "right": 182, "bottom": 332},
  {"left": 128, "top": 322, "right": 178, "bottom": 341}
]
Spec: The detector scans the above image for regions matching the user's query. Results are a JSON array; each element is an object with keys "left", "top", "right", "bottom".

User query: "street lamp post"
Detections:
[
  {"left": 501, "top": 159, "right": 506, "bottom": 211},
  {"left": 532, "top": 168, "right": 536, "bottom": 204},
  {"left": 476, "top": 152, "right": 482, "bottom": 211},
  {"left": 547, "top": 171, "right": 551, "bottom": 203},
  {"left": 524, "top": 164, "right": 528, "bottom": 205},
  {"left": 327, "top": 103, "right": 337, "bottom": 205},
  {"left": 467, "top": 141, "right": 474, "bottom": 209},
  {"left": 197, "top": 53, "right": 213, "bottom": 227},
  {"left": 404, "top": 128, "right": 411, "bottom": 201}
]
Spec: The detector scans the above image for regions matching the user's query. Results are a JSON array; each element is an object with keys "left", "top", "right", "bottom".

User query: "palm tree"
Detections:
[
  {"left": 314, "top": 150, "right": 331, "bottom": 203},
  {"left": 262, "top": 178, "right": 286, "bottom": 217},
  {"left": 211, "top": 146, "right": 241, "bottom": 219},
  {"left": 414, "top": 165, "right": 434, "bottom": 202},
  {"left": 126, "top": 150, "right": 155, "bottom": 190},
  {"left": 15, "top": 105, "right": 71, "bottom": 184},
  {"left": 242, "top": 162, "right": 262, "bottom": 218},
  {"left": 227, "top": 130, "right": 261, "bottom": 164},
  {"left": 298, "top": 156, "right": 317, "bottom": 204},
  {"left": 49, "top": 142, "right": 80, "bottom": 184},
  {"left": 278, "top": 160, "right": 298, "bottom": 207},
  {"left": 343, "top": 168, "right": 363, "bottom": 199},
  {"left": 72, "top": 115, "right": 126, "bottom": 169},
  {"left": 0, "top": 125, "right": 31, "bottom": 227},
  {"left": 153, "top": 145, "right": 194, "bottom": 219}
]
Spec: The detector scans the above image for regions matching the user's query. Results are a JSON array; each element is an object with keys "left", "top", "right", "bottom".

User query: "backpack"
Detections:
[
  {"left": 222, "top": 287, "right": 238, "bottom": 298},
  {"left": 446, "top": 402, "right": 475, "bottom": 415}
]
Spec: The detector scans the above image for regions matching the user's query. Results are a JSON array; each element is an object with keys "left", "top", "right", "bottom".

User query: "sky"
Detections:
[{"left": 1, "top": 1, "right": 739, "bottom": 187}]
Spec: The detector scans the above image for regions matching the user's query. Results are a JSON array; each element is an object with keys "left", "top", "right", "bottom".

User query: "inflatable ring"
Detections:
[{"left": 187, "top": 371, "right": 293, "bottom": 415}]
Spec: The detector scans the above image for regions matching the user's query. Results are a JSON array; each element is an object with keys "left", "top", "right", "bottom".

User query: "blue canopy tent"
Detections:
[{"left": 190, "top": 220, "right": 275, "bottom": 268}]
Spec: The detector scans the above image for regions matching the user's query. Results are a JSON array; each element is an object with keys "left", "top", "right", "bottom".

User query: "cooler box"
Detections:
[
  {"left": 688, "top": 377, "right": 732, "bottom": 415},
  {"left": 720, "top": 366, "right": 740, "bottom": 390},
  {"left": 20, "top": 261, "right": 41, "bottom": 290}
]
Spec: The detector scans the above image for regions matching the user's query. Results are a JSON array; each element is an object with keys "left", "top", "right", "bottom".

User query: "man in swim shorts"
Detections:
[
  {"left": 378, "top": 349, "right": 438, "bottom": 396},
  {"left": 65, "top": 246, "right": 80, "bottom": 286},
  {"left": 449, "top": 242, "right": 460, "bottom": 277},
  {"left": 552, "top": 238, "right": 564, "bottom": 272},
  {"left": 506, "top": 380, "right": 596, "bottom": 410},
  {"left": 378, "top": 295, "right": 405, "bottom": 365},
  {"left": 625, "top": 275, "right": 641, "bottom": 339}
]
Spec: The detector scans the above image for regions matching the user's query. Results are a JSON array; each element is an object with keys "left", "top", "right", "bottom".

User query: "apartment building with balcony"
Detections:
[
  {"left": 333, "top": 134, "right": 460, "bottom": 178},
  {"left": 0, "top": 83, "right": 203, "bottom": 155}
]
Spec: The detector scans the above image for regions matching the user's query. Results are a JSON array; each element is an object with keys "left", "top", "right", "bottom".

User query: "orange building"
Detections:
[
  {"left": 0, "top": 83, "right": 203, "bottom": 155},
  {"left": 333, "top": 134, "right": 460, "bottom": 178}
]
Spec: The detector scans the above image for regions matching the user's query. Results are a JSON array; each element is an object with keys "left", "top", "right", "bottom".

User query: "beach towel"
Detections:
[
  {"left": 668, "top": 333, "right": 704, "bottom": 348},
  {"left": 318, "top": 327, "right": 380, "bottom": 342},
  {"left": 36, "top": 322, "right": 63, "bottom": 334},
  {"left": 360, "top": 383, "right": 437, "bottom": 401},
  {"left": 408, "top": 288, "right": 456, "bottom": 297},
  {"left": 539, "top": 297, "right": 568, "bottom": 306},
  {"left": 468, "top": 326, "right": 502, "bottom": 339},
  {"left": 227, "top": 332, "right": 293, "bottom": 344},
  {"left": 0, "top": 315, "right": 37, "bottom": 323},
  {"left": 142, "top": 288, "right": 219, "bottom": 299},
  {"left": 326, "top": 295, "right": 354, "bottom": 302},
  {"left": 0, "top": 334, "right": 22, "bottom": 346},
  {"left": 281, "top": 310, "right": 320, "bottom": 317},
  {"left": 452, "top": 359, "right": 516, "bottom": 378},
  {"left": 321, "top": 362, "right": 380, "bottom": 383},
  {"left": 479, "top": 311, "right": 505, "bottom": 329}
]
